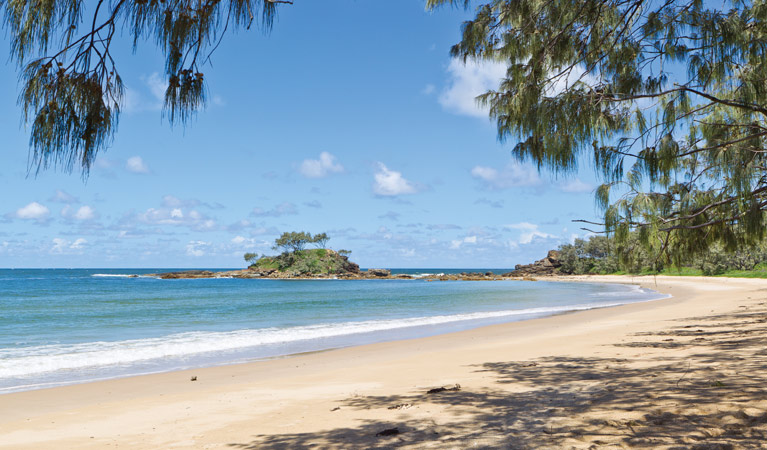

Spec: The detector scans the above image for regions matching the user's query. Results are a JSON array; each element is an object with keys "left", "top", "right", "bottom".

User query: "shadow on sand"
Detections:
[{"left": 229, "top": 302, "right": 767, "bottom": 449}]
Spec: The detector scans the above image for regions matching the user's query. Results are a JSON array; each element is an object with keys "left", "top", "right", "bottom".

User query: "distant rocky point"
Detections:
[
  {"left": 144, "top": 268, "right": 524, "bottom": 280},
  {"left": 143, "top": 248, "right": 563, "bottom": 280},
  {"left": 502, "top": 250, "right": 562, "bottom": 277}
]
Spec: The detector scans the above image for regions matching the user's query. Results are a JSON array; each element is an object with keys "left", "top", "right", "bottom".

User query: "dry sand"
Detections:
[{"left": 2, "top": 275, "right": 767, "bottom": 449}]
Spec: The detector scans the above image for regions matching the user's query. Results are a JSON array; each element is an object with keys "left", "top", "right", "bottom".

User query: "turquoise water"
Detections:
[{"left": 0, "top": 269, "right": 667, "bottom": 393}]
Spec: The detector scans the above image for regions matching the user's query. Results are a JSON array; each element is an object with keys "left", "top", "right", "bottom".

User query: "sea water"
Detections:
[{"left": 0, "top": 268, "right": 668, "bottom": 393}]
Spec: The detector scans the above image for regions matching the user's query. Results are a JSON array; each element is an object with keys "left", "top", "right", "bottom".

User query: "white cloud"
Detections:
[
  {"left": 146, "top": 73, "right": 167, "bottom": 102},
  {"left": 422, "top": 84, "right": 436, "bottom": 95},
  {"left": 123, "top": 73, "right": 167, "bottom": 113},
  {"left": 373, "top": 163, "right": 418, "bottom": 196},
  {"left": 14, "top": 202, "right": 51, "bottom": 221},
  {"left": 70, "top": 238, "right": 87, "bottom": 249},
  {"left": 126, "top": 156, "right": 150, "bottom": 174},
  {"left": 51, "top": 237, "right": 87, "bottom": 253},
  {"left": 474, "top": 198, "right": 504, "bottom": 208},
  {"left": 449, "top": 235, "right": 479, "bottom": 249},
  {"left": 162, "top": 195, "right": 194, "bottom": 208},
  {"left": 74, "top": 206, "right": 96, "bottom": 221},
  {"left": 211, "top": 95, "right": 225, "bottom": 106},
  {"left": 51, "top": 238, "right": 67, "bottom": 253},
  {"left": 251, "top": 202, "right": 298, "bottom": 217},
  {"left": 185, "top": 240, "right": 210, "bottom": 257},
  {"left": 506, "top": 222, "right": 556, "bottom": 245},
  {"left": 560, "top": 179, "right": 593, "bottom": 193},
  {"left": 438, "top": 57, "right": 600, "bottom": 118},
  {"left": 160, "top": 195, "right": 223, "bottom": 210},
  {"left": 377, "top": 226, "right": 393, "bottom": 240},
  {"left": 139, "top": 206, "right": 216, "bottom": 231},
  {"left": 439, "top": 58, "right": 506, "bottom": 118},
  {"left": 49, "top": 190, "right": 79, "bottom": 204},
  {"left": 378, "top": 211, "right": 401, "bottom": 221},
  {"left": 299, "top": 152, "right": 344, "bottom": 178},
  {"left": 545, "top": 66, "right": 599, "bottom": 97},
  {"left": 471, "top": 163, "right": 541, "bottom": 190}
]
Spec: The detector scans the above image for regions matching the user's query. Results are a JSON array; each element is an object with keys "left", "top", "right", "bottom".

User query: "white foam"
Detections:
[
  {"left": 588, "top": 284, "right": 648, "bottom": 298},
  {"left": 92, "top": 273, "right": 157, "bottom": 279},
  {"left": 0, "top": 295, "right": 667, "bottom": 379}
]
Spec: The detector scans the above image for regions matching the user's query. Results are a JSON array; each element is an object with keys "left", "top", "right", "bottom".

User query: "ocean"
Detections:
[{"left": 0, "top": 268, "right": 668, "bottom": 393}]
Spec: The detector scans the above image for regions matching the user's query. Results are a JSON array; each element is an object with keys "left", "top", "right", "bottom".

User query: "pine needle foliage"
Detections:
[
  {"left": 429, "top": 0, "right": 767, "bottom": 264},
  {"left": 2, "top": 0, "right": 291, "bottom": 176}
]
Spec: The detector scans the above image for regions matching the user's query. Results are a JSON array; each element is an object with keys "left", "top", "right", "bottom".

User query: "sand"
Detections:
[{"left": 2, "top": 275, "right": 767, "bottom": 449}]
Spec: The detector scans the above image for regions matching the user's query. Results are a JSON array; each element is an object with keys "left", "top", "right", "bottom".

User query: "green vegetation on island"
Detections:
[{"left": 242, "top": 232, "right": 360, "bottom": 276}]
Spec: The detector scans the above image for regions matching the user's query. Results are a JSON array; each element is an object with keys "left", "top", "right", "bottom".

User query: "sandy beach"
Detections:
[{"left": 2, "top": 275, "right": 766, "bottom": 449}]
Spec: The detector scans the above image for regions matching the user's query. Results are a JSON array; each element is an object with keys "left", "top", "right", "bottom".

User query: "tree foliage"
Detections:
[
  {"left": 243, "top": 252, "right": 259, "bottom": 265},
  {"left": 252, "top": 248, "right": 359, "bottom": 275},
  {"left": 271, "top": 231, "right": 330, "bottom": 253},
  {"left": 273, "top": 231, "right": 312, "bottom": 253},
  {"left": 2, "top": 0, "right": 290, "bottom": 175},
  {"left": 558, "top": 233, "right": 767, "bottom": 275},
  {"left": 312, "top": 232, "right": 329, "bottom": 248},
  {"left": 430, "top": 0, "right": 767, "bottom": 262}
]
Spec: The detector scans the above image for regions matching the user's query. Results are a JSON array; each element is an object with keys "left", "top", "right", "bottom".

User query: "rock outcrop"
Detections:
[
  {"left": 144, "top": 251, "right": 565, "bottom": 280},
  {"left": 504, "top": 250, "right": 562, "bottom": 277},
  {"left": 365, "top": 268, "right": 391, "bottom": 277},
  {"left": 154, "top": 270, "right": 216, "bottom": 279}
]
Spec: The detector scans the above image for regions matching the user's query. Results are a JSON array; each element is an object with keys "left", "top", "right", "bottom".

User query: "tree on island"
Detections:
[
  {"left": 243, "top": 252, "right": 260, "bottom": 266},
  {"left": 430, "top": 0, "right": 767, "bottom": 266},
  {"left": 312, "top": 233, "right": 330, "bottom": 249},
  {"left": 243, "top": 231, "right": 360, "bottom": 275},
  {"left": 273, "top": 231, "right": 313, "bottom": 253}
]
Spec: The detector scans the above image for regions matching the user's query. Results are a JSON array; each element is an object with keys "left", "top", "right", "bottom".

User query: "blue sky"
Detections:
[{"left": 0, "top": 0, "right": 602, "bottom": 269}]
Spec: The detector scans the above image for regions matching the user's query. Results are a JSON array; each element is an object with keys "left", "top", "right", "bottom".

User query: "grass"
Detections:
[
  {"left": 601, "top": 263, "right": 767, "bottom": 279},
  {"left": 249, "top": 248, "right": 356, "bottom": 275}
]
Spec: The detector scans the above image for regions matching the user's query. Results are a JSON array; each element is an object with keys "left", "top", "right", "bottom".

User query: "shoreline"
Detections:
[
  {"left": 0, "top": 278, "right": 664, "bottom": 395},
  {"left": 2, "top": 275, "right": 767, "bottom": 448}
]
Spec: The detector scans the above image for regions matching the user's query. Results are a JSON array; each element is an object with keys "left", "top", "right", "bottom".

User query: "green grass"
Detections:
[
  {"left": 249, "top": 248, "right": 356, "bottom": 275},
  {"left": 598, "top": 264, "right": 767, "bottom": 278}
]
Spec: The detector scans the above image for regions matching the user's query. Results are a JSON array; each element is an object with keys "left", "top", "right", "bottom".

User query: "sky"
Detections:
[{"left": 0, "top": 0, "right": 603, "bottom": 269}]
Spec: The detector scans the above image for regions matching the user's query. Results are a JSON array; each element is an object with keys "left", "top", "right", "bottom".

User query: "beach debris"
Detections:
[
  {"left": 426, "top": 383, "right": 461, "bottom": 394},
  {"left": 190, "top": 376, "right": 197, "bottom": 381},
  {"left": 387, "top": 403, "right": 412, "bottom": 410},
  {"left": 376, "top": 427, "right": 400, "bottom": 437},
  {"left": 330, "top": 407, "right": 341, "bottom": 412}
]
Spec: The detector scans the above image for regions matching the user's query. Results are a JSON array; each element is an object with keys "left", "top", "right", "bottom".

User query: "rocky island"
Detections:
[{"left": 145, "top": 231, "right": 562, "bottom": 280}]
